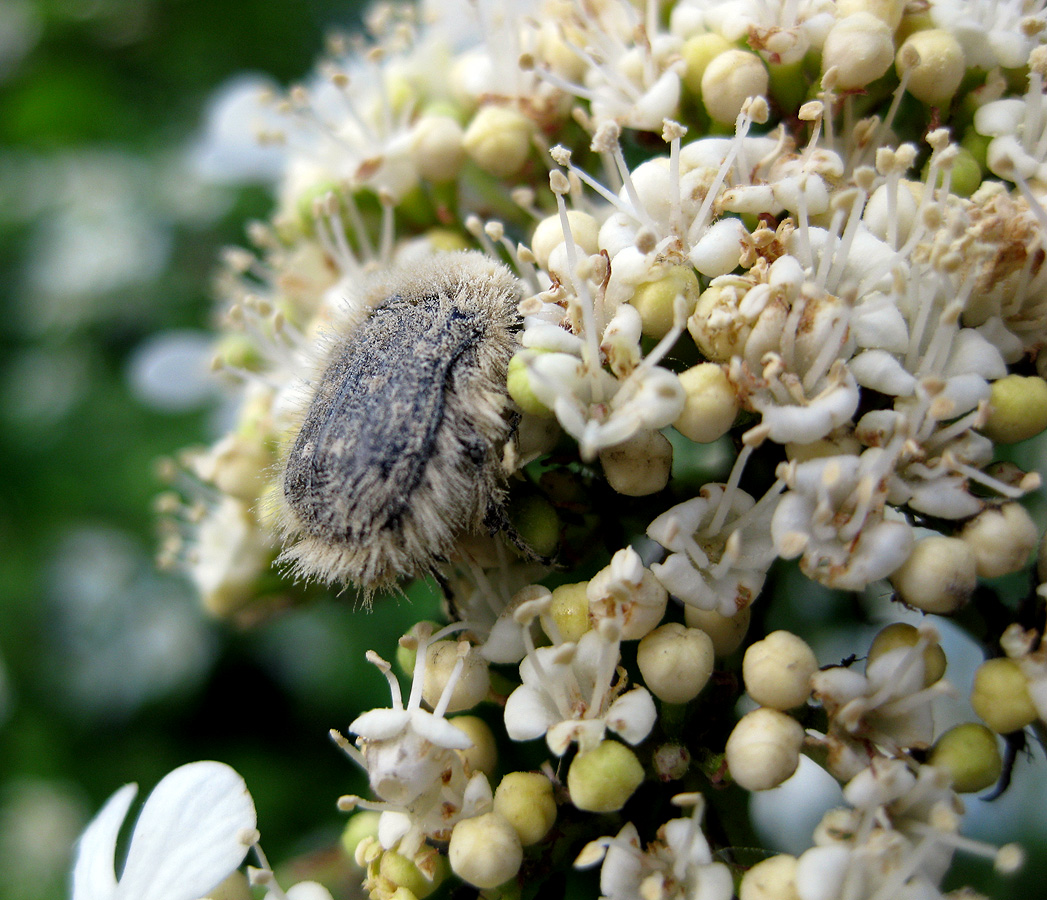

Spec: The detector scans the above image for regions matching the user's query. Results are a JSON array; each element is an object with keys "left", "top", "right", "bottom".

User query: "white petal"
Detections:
[
  {"left": 72, "top": 783, "right": 137, "bottom": 900},
  {"left": 349, "top": 708, "right": 410, "bottom": 741},
  {"left": 943, "top": 329, "right": 1007, "bottom": 381},
  {"left": 849, "top": 349, "right": 915, "bottom": 396},
  {"left": 377, "top": 810, "right": 412, "bottom": 849},
  {"left": 116, "top": 761, "right": 256, "bottom": 900},
  {"left": 607, "top": 688, "right": 657, "bottom": 745},
  {"left": 504, "top": 685, "right": 560, "bottom": 742},
  {"left": 409, "top": 710, "right": 473, "bottom": 750},
  {"left": 689, "top": 218, "right": 746, "bottom": 277}
]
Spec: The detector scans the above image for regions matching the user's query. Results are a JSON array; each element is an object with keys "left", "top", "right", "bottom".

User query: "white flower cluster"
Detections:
[{"left": 103, "top": 0, "right": 1047, "bottom": 898}]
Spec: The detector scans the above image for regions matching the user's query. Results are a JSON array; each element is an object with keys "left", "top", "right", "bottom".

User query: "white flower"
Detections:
[
  {"left": 931, "top": 0, "right": 1046, "bottom": 70},
  {"left": 71, "top": 761, "right": 256, "bottom": 900},
  {"left": 504, "top": 628, "right": 656, "bottom": 755}
]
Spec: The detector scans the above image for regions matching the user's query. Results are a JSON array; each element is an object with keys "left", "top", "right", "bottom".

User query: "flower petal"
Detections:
[
  {"left": 116, "top": 761, "right": 256, "bottom": 900},
  {"left": 72, "top": 783, "right": 137, "bottom": 900}
]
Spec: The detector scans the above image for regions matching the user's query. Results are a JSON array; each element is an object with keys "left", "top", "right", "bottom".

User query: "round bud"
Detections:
[
  {"left": 929, "top": 723, "right": 1003, "bottom": 793},
  {"left": 982, "top": 375, "right": 1047, "bottom": 443},
  {"left": 867, "top": 622, "right": 947, "bottom": 687},
  {"left": 530, "top": 210, "right": 600, "bottom": 269},
  {"left": 421, "top": 641, "right": 490, "bottom": 713},
  {"left": 567, "top": 740, "right": 645, "bottom": 812},
  {"left": 836, "top": 0, "right": 906, "bottom": 29},
  {"left": 681, "top": 33, "right": 734, "bottom": 95},
  {"left": 822, "top": 13, "right": 895, "bottom": 90},
  {"left": 653, "top": 742, "right": 691, "bottom": 781},
  {"left": 896, "top": 29, "right": 965, "bottom": 106},
  {"left": 507, "top": 352, "right": 555, "bottom": 417},
  {"left": 630, "top": 265, "right": 701, "bottom": 340},
  {"left": 888, "top": 535, "right": 976, "bottom": 614},
  {"left": 971, "top": 657, "right": 1038, "bottom": 734},
  {"left": 280, "top": 883, "right": 334, "bottom": 900},
  {"left": 462, "top": 105, "right": 534, "bottom": 177},
  {"left": 740, "top": 854, "right": 801, "bottom": 900},
  {"left": 960, "top": 503, "right": 1039, "bottom": 578},
  {"left": 450, "top": 715, "right": 498, "bottom": 777},
  {"left": 726, "top": 708, "right": 805, "bottom": 791},
  {"left": 600, "top": 429, "right": 673, "bottom": 497},
  {"left": 637, "top": 623, "right": 715, "bottom": 704},
  {"left": 378, "top": 848, "right": 447, "bottom": 899},
  {"left": 448, "top": 812, "right": 523, "bottom": 889},
  {"left": 509, "top": 493, "right": 560, "bottom": 558},
  {"left": 674, "top": 363, "right": 740, "bottom": 443},
  {"left": 743, "top": 631, "right": 818, "bottom": 710},
  {"left": 493, "top": 771, "right": 558, "bottom": 845},
  {"left": 547, "top": 581, "right": 591, "bottom": 643},
  {"left": 410, "top": 114, "right": 466, "bottom": 182},
  {"left": 701, "top": 50, "right": 769, "bottom": 125},
  {"left": 684, "top": 604, "right": 751, "bottom": 657}
]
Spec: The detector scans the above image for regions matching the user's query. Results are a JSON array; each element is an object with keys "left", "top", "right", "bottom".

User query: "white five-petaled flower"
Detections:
[{"left": 71, "top": 760, "right": 257, "bottom": 900}]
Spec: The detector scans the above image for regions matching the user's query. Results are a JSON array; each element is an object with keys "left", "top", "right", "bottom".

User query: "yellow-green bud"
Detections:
[
  {"left": 743, "top": 631, "right": 818, "bottom": 710},
  {"left": 930, "top": 723, "right": 1003, "bottom": 792},
  {"left": 600, "top": 429, "right": 673, "bottom": 496},
  {"left": 507, "top": 352, "right": 555, "bottom": 417},
  {"left": 684, "top": 604, "right": 751, "bottom": 657},
  {"left": 726, "top": 707, "right": 805, "bottom": 791},
  {"left": 888, "top": 536, "right": 976, "bottom": 614},
  {"left": 422, "top": 641, "right": 490, "bottom": 713},
  {"left": 674, "top": 363, "right": 740, "bottom": 443},
  {"left": 653, "top": 742, "right": 691, "bottom": 781},
  {"left": 493, "top": 772, "right": 558, "bottom": 845},
  {"left": 450, "top": 715, "right": 498, "bottom": 777},
  {"left": 740, "top": 854, "right": 801, "bottom": 900},
  {"left": 982, "top": 375, "right": 1047, "bottom": 443},
  {"left": 896, "top": 29, "right": 966, "bottom": 106},
  {"left": 530, "top": 210, "right": 600, "bottom": 269},
  {"left": 822, "top": 13, "right": 895, "bottom": 90},
  {"left": 462, "top": 105, "right": 534, "bottom": 177},
  {"left": 960, "top": 503, "right": 1039, "bottom": 578},
  {"left": 701, "top": 50, "right": 769, "bottom": 125},
  {"left": 449, "top": 812, "right": 522, "bottom": 889},
  {"left": 681, "top": 33, "right": 734, "bottom": 96},
  {"left": 567, "top": 740, "right": 645, "bottom": 812},
  {"left": 379, "top": 848, "right": 447, "bottom": 899},
  {"left": 630, "top": 266, "right": 701, "bottom": 340},
  {"left": 509, "top": 493, "right": 560, "bottom": 558},
  {"left": 548, "top": 581, "right": 591, "bottom": 642},
  {"left": 637, "top": 623, "right": 715, "bottom": 704},
  {"left": 971, "top": 657, "right": 1038, "bottom": 734},
  {"left": 410, "top": 114, "right": 466, "bottom": 182},
  {"left": 867, "top": 623, "right": 947, "bottom": 687},
  {"left": 836, "top": 0, "right": 906, "bottom": 30}
]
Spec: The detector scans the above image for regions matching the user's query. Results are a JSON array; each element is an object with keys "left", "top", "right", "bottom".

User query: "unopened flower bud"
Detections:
[
  {"left": 889, "top": 535, "right": 976, "bottom": 614},
  {"left": 410, "top": 114, "right": 466, "bottom": 182},
  {"left": 681, "top": 33, "right": 734, "bottom": 95},
  {"left": 896, "top": 29, "right": 965, "bottom": 106},
  {"left": 463, "top": 105, "right": 534, "bottom": 177},
  {"left": 701, "top": 49, "right": 769, "bottom": 125},
  {"left": 630, "top": 265, "right": 700, "bottom": 340},
  {"left": 684, "top": 604, "right": 751, "bottom": 657},
  {"left": 600, "top": 429, "right": 673, "bottom": 497},
  {"left": 378, "top": 848, "right": 448, "bottom": 899},
  {"left": 507, "top": 352, "right": 555, "bottom": 417},
  {"left": 530, "top": 210, "right": 599, "bottom": 269},
  {"left": 450, "top": 715, "right": 498, "bottom": 776},
  {"left": 509, "top": 492, "right": 560, "bottom": 558},
  {"left": 548, "top": 581, "right": 591, "bottom": 642},
  {"left": 743, "top": 631, "right": 818, "bottom": 710},
  {"left": 982, "top": 375, "right": 1047, "bottom": 444},
  {"left": 270, "top": 883, "right": 333, "bottom": 900},
  {"left": 822, "top": 13, "right": 894, "bottom": 90},
  {"left": 971, "top": 657, "right": 1038, "bottom": 734},
  {"left": 653, "top": 742, "right": 691, "bottom": 781},
  {"left": 740, "top": 854, "right": 801, "bottom": 900},
  {"left": 960, "top": 503, "right": 1039, "bottom": 578},
  {"left": 422, "top": 641, "right": 490, "bottom": 713},
  {"left": 637, "top": 623, "right": 715, "bottom": 704},
  {"left": 493, "top": 771, "right": 557, "bottom": 845},
  {"left": 867, "top": 622, "right": 947, "bottom": 687},
  {"left": 674, "top": 363, "right": 740, "bottom": 443},
  {"left": 929, "top": 723, "right": 1003, "bottom": 792},
  {"left": 836, "top": 0, "right": 905, "bottom": 30},
  {"left": 449, "top": 812, "right": 523, "bottom": 889},
  {"left": 726, "top": 708, "right": 804, "bottom": 791},
  {"left": 567, "top": 739, "right": 645, "bottom": 812}
]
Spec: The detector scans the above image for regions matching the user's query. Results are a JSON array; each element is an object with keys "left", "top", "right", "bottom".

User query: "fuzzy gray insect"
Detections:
[{"left": 277, "top": 251, "right": 522, "bottom": 594}]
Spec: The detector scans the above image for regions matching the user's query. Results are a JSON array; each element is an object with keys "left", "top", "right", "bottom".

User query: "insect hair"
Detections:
[{"left": 276, "top": 250, "right": 523, "bottom": 598}]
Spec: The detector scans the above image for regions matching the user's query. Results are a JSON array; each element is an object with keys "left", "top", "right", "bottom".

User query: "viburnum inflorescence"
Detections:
[{"left": 92, "top": 0, "right": 1047, "bottom": 898}]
